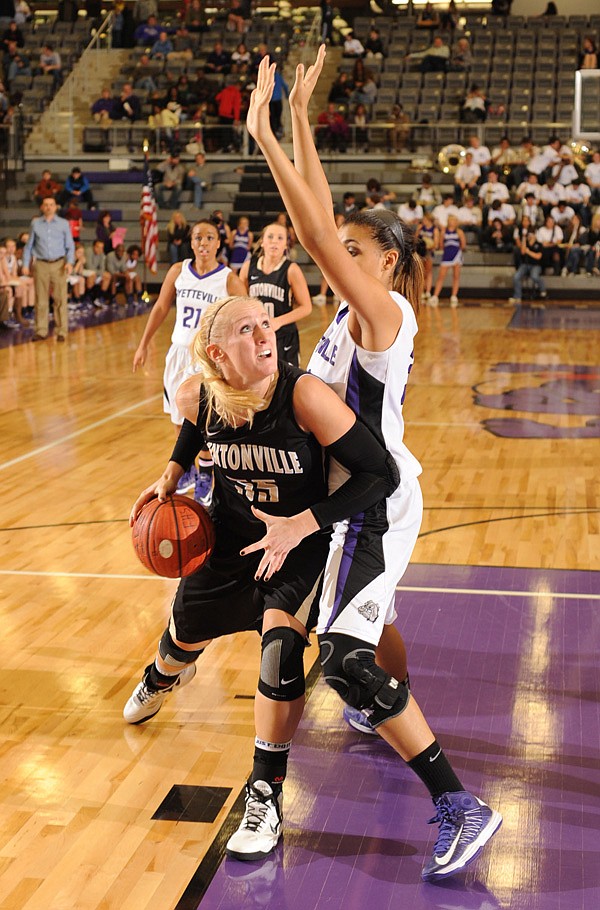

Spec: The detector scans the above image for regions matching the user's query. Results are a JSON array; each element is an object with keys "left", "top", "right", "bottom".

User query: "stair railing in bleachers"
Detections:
[{"left": 41, "top": 11, "right": 114, "bottom": 158}]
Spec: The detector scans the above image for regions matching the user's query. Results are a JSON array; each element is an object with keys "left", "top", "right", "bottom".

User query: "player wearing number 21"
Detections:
[{"left": 132, "top": 220, "right": 246, "bottom": 501}]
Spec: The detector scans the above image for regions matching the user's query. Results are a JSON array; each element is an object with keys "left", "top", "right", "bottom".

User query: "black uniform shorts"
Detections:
[{"left": 171, "top": 528, "right": 330, "bottom": 644}]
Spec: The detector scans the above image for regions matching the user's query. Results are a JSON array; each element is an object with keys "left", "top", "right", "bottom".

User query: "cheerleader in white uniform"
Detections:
[
  {"left": 429, "top": 214, "right": 466, "bottom": 308},
  {"left": 132, "top": 220, "right": 245, "bottom": 499}
]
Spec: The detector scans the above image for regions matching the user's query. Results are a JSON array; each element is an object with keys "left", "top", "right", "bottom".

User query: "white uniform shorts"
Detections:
[
  {"left": 163, "top": 343, "right": 198, "bottom": 426},
  {"left": 316, "top": 476, "right": 423, "bottom": 646}
]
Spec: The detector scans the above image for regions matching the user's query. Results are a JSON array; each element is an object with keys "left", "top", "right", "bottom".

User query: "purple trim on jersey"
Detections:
[
  {"left": 325, "top": 512, "right": 365, "bottom": 632},
  {"left": 346, "top": 350, "right": 360, "bottom": 414},
  {"left": 336, "top": 305, "right": 349, "bottom": 324},
  {"left": 187, "top": 261, "right": 226, "bottom": 282}
]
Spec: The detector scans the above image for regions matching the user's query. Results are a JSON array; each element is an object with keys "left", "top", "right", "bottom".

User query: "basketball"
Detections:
[{"left": 132, "top": 494, "right": 215, "bottom": 578}]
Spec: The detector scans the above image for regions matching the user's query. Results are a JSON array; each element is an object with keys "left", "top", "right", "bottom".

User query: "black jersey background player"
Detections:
[{"left": 240, "top": 221, "right": 311, "bottom": 366}]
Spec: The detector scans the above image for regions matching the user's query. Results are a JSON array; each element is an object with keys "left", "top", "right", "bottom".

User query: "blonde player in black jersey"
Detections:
[
  {"left": 238, "top": 48, "right": 502, "bottom": 883},
  {"left": 239, "top": 221, "right": 312, "bottom": 366},
  {"left": 125, "top": 295, "right": 399, "bottom": 859}
]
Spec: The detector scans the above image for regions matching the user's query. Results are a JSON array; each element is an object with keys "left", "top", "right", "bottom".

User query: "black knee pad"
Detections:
[
  {"left": 258, "top": 626, "right": 306, "bottom": 702},
  {"left": 158, "top": 628, "right": 204, "bottom": 671},
  {"left": 319, "top": 632, "right": 409, "bottom": 726}
]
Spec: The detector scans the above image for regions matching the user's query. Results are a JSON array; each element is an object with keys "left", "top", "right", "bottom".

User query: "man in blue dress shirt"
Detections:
[{"left": 22, "top": 197, "right": 75, "bottom": 342}]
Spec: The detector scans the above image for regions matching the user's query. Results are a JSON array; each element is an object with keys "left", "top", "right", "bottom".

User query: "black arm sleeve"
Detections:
[
  {"left": 310, "top": 420, "right": 400, "bottom": 530},
  {"left": 170, "top": 418, "right": 206, "bottom": 470}
]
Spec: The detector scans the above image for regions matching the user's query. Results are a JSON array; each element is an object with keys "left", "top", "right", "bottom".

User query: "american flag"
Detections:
[{"left": 140, "top": 154, "right": 158, "bottom": 274}]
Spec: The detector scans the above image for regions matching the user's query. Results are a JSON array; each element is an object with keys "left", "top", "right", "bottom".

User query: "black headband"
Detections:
[{"left": 207, "top": 298, "right": 235, "bottom": 343}]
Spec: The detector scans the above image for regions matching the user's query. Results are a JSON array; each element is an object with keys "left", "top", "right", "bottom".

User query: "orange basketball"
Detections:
[{"left": 132, "top": 494, "right": 215, "bottom": 578}]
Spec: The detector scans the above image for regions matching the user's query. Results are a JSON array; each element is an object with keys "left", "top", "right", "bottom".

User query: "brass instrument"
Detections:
[
  {"left": 438, "top": 144, "right": 466, "bottom": 174},
  {"left": 568, "top": 139, "right": 593, "bottom": 170}
]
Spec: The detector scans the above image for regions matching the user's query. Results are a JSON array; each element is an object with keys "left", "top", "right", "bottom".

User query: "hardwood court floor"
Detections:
[{"left": 0, "top": 300, "right": 598, "bottom": 910}]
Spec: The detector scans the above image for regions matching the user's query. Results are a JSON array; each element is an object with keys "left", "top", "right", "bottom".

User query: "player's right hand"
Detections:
[
  {"left": 132, "top": 346, "right": 147, "bottom": 372},
  {"left": 129, "top": 476, "right": 177, "bottom": 526}
]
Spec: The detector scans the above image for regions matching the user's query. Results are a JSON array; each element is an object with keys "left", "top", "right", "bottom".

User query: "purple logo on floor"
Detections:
[{"left": 473, "top": 363, "right": 600, "bottom": 438}]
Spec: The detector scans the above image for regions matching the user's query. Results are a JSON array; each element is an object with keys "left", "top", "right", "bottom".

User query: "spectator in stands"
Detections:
[
  {"left": 215, "top": 80, "right": 243, "bottom": 151},
  {"left": 416, "top": 2, "right": 440, "bottom": 33},
  {"left": 124, "top": 244, "right": 143, "bottom": 303},
  {"left": 155, "top": 151, "right": 186, "bottom": 208},
  {"left": 433, "top": 193, "right": 460, "bottom": 228},
  {"left": 227, "top": 0, "right": 251, "bottom": 34},
  {"left": 406, "top": 36, "right": 449, "bottom": 74},
  {"left": 508, "top": 231, "right": 546, "bottom": 305},
  {"left": 550, "top": 153, "right": 578, "bottom": 188},
  {"left": 133, "top": 0, "right": 158, "bottom": 22},
  {"left": 148, "top": 100, "right": 180, "bottom": 147},
  {"left": 491, "top": 136, "right": 518, "bottom": 177},
  {"left": 269, "top": 65, "right": 289, "bottom": 138},
  {"left": 320, "top": 0, "right": 334, "bottom": 44},
  {"left": 131, "top": 54, "right": 157, "bottom": 92},
  {"left": 449, "top": 37, "right": 472, "bottom": 72},
  {"left": 540, "top": 2, "right": 558, "bottom": 15},
  {"left": 150, "top": 30, "right": 173, "bottom": 59},
  {"left": 388, "top": 102, "right": 410, "bottom": 152},
  {"left": 550, "top": 199, "right": 575, "bottom": 234},
  {"left": 486, "top": 198, "right": 516, "bottom": 227},
  {"left": 1, "top": 19, "right": 24, "bottom": 49},
  {"left": 328, "top": 72, "right": 352, "bottom": 106},
  {"left": 7, "top": 51, "right": 30, "bottom": 84},
  {"left": 166, "top": 210, "right": 191, "bottom": 264},
  {"left": 516, "top": 172, "right": 542, "bottom": 203},
  {"left": 33, "top": 169, "right": 61, "bottom": 205},
  {"left": 364, "top": 28, "right": 386, "bottom": 59},
  {"left": 579, "top": 36, "right": 598, "bottom": 70},
  {"left": 91, "top": 87, "right": 115, "bottom": 124},
  {"left": 350, "top": 68, "right": 377, "bottom": 106},
  {"left": 468, "top": 135, "right": 491, "bottom": 175},
  {"left": 454, "top": 151, "right": 481, "bottom": 203},
  {"left": 205, "top": 40, "right": 231, "bottom": 75},
  {"left": 518, "top": 192, "right": 543, "bottom": 228},
  {"left": 37, "top": 44, "right": 62, "bottom": 87},
  {"left": 365, "top": 177, "right": 396, "bottom": 208},
  {"left": 351, "top": 103, "right": 369, "bottom": 152},
  {"left": 457, "top": 194, "right": 482, "bottom": 243},
  {"left": 105, "top": 242, "right": 129, "bottom": 301},
  {"left": 59, "top": 167, "right": 96, "bottom": 211},
  {"left": 14, "top": 1, "right": 32, "bottom": 25},
  {"left": 334, "top": 191, "right": 359, "bottom": 219},
  {"left": 539, "top": 176, "right": 565, "bottom": 215},
  {"left": 134, "top": 14, "right": 162, "bottom": 46},
  {"left": 510, "top": 136, "right": 539, "bottom": 186},
  {"left": 478, "top": 170, "right": 509, "bottom": 208},
  {"left": 461, "top": 84, "right": 487, "bottom": 123},
  {"left": 563, "top": 178, "right": 591, "bottom": 226},
  {"left": 583, "top": 213, "right": 600, "bottom": 275},
  {"left": 316, "top": 102, "right": 350, "bottom": 153},
  {"left": 64, "top": 197, "right": 83, "bottom": 242},
  {"left": 185, "top": 151, "right": 207, "bottom": 208},
  {"left": 440, "top": 1, "right": 458, "bottom": 32},
  {"left": 343, "top": 30, "right": 364, "bottom": 58},
  {"left": 584, "top": 150, "right": 600, "bottom": 205},
  {"left": 86, "top": 238, "right": 107, "bottom": 305},
  {"left": 561, "top": 215, "right": 588, "bottom": 276},
  {"left": 4, "top": 236, "right": 34, "bottom": 324},
  {"left": 113, "top": 82, "right": 141, "bottom": 122},
  {"left": 413, "top": 173, "right": 441, "bottom": 212},
  {"left": 231, "top": 41, "right": 251, "bottom": 72},
  {"left": 397, "top": 198, "right": 423, "bottom": 225},
  {"left": 482, "top": 216, "right": 513, "bottom": 252},
  {"left": 536, "top": 215, "right": 563, "bottom": 274},
  {"left": 96, "top": 210, "right": 117, "bottom": 255},
  {"left": 251, "top": 43, "right": 269, "bottom": 77},
  {"left": 185, "top": 0, "right": 207, "bottom": 31}
]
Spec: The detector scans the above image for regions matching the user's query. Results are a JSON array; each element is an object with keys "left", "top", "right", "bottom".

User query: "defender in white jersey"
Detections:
[
  {"left": 239, "top": 48, "right": 501, "bottom": 883},
  {"left": 133, "top": 220, "right": 245, "bottom": 498}
]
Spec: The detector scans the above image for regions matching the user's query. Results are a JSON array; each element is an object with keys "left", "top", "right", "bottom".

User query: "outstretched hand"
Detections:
[
  {"left": 289, "top": 44, "right": 326, "bottom": 112},
  {"left": 240, "top": 506, "right": 317, "bottom": 581},
  {"left": 246, "top": 56, "right": 277, "bottom": 143}
]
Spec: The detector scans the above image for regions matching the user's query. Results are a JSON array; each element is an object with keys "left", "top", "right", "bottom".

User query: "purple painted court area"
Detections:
[{"left": 198, "top": 564, "right": 600, "bottom": 910}]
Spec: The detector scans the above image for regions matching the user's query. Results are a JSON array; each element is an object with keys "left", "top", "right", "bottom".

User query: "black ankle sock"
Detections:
[
  {"left": 251, "top": 739, "right": 291, "bottom": 793},
  {"left": 407, "top": 740, "right": 463, "bottom": 800},
  {"left": 147, "top": 658, "right": 200, "bottom": 691}
]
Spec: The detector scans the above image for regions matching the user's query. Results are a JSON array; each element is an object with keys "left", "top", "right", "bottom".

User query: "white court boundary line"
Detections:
[
  {"left": 0, "top": 569, "right": 598, "bottom": 599},
  {"left": 0, "top": 394, "right": 161, "bottom": 472}
]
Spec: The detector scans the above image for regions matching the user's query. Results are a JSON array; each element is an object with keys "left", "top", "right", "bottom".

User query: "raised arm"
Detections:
[
  {"left": 246, "top": 57, "right": 400, "bottom": 340},
  {"left": 288, "top": 44, "right": 335, "bottom": 225}
]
